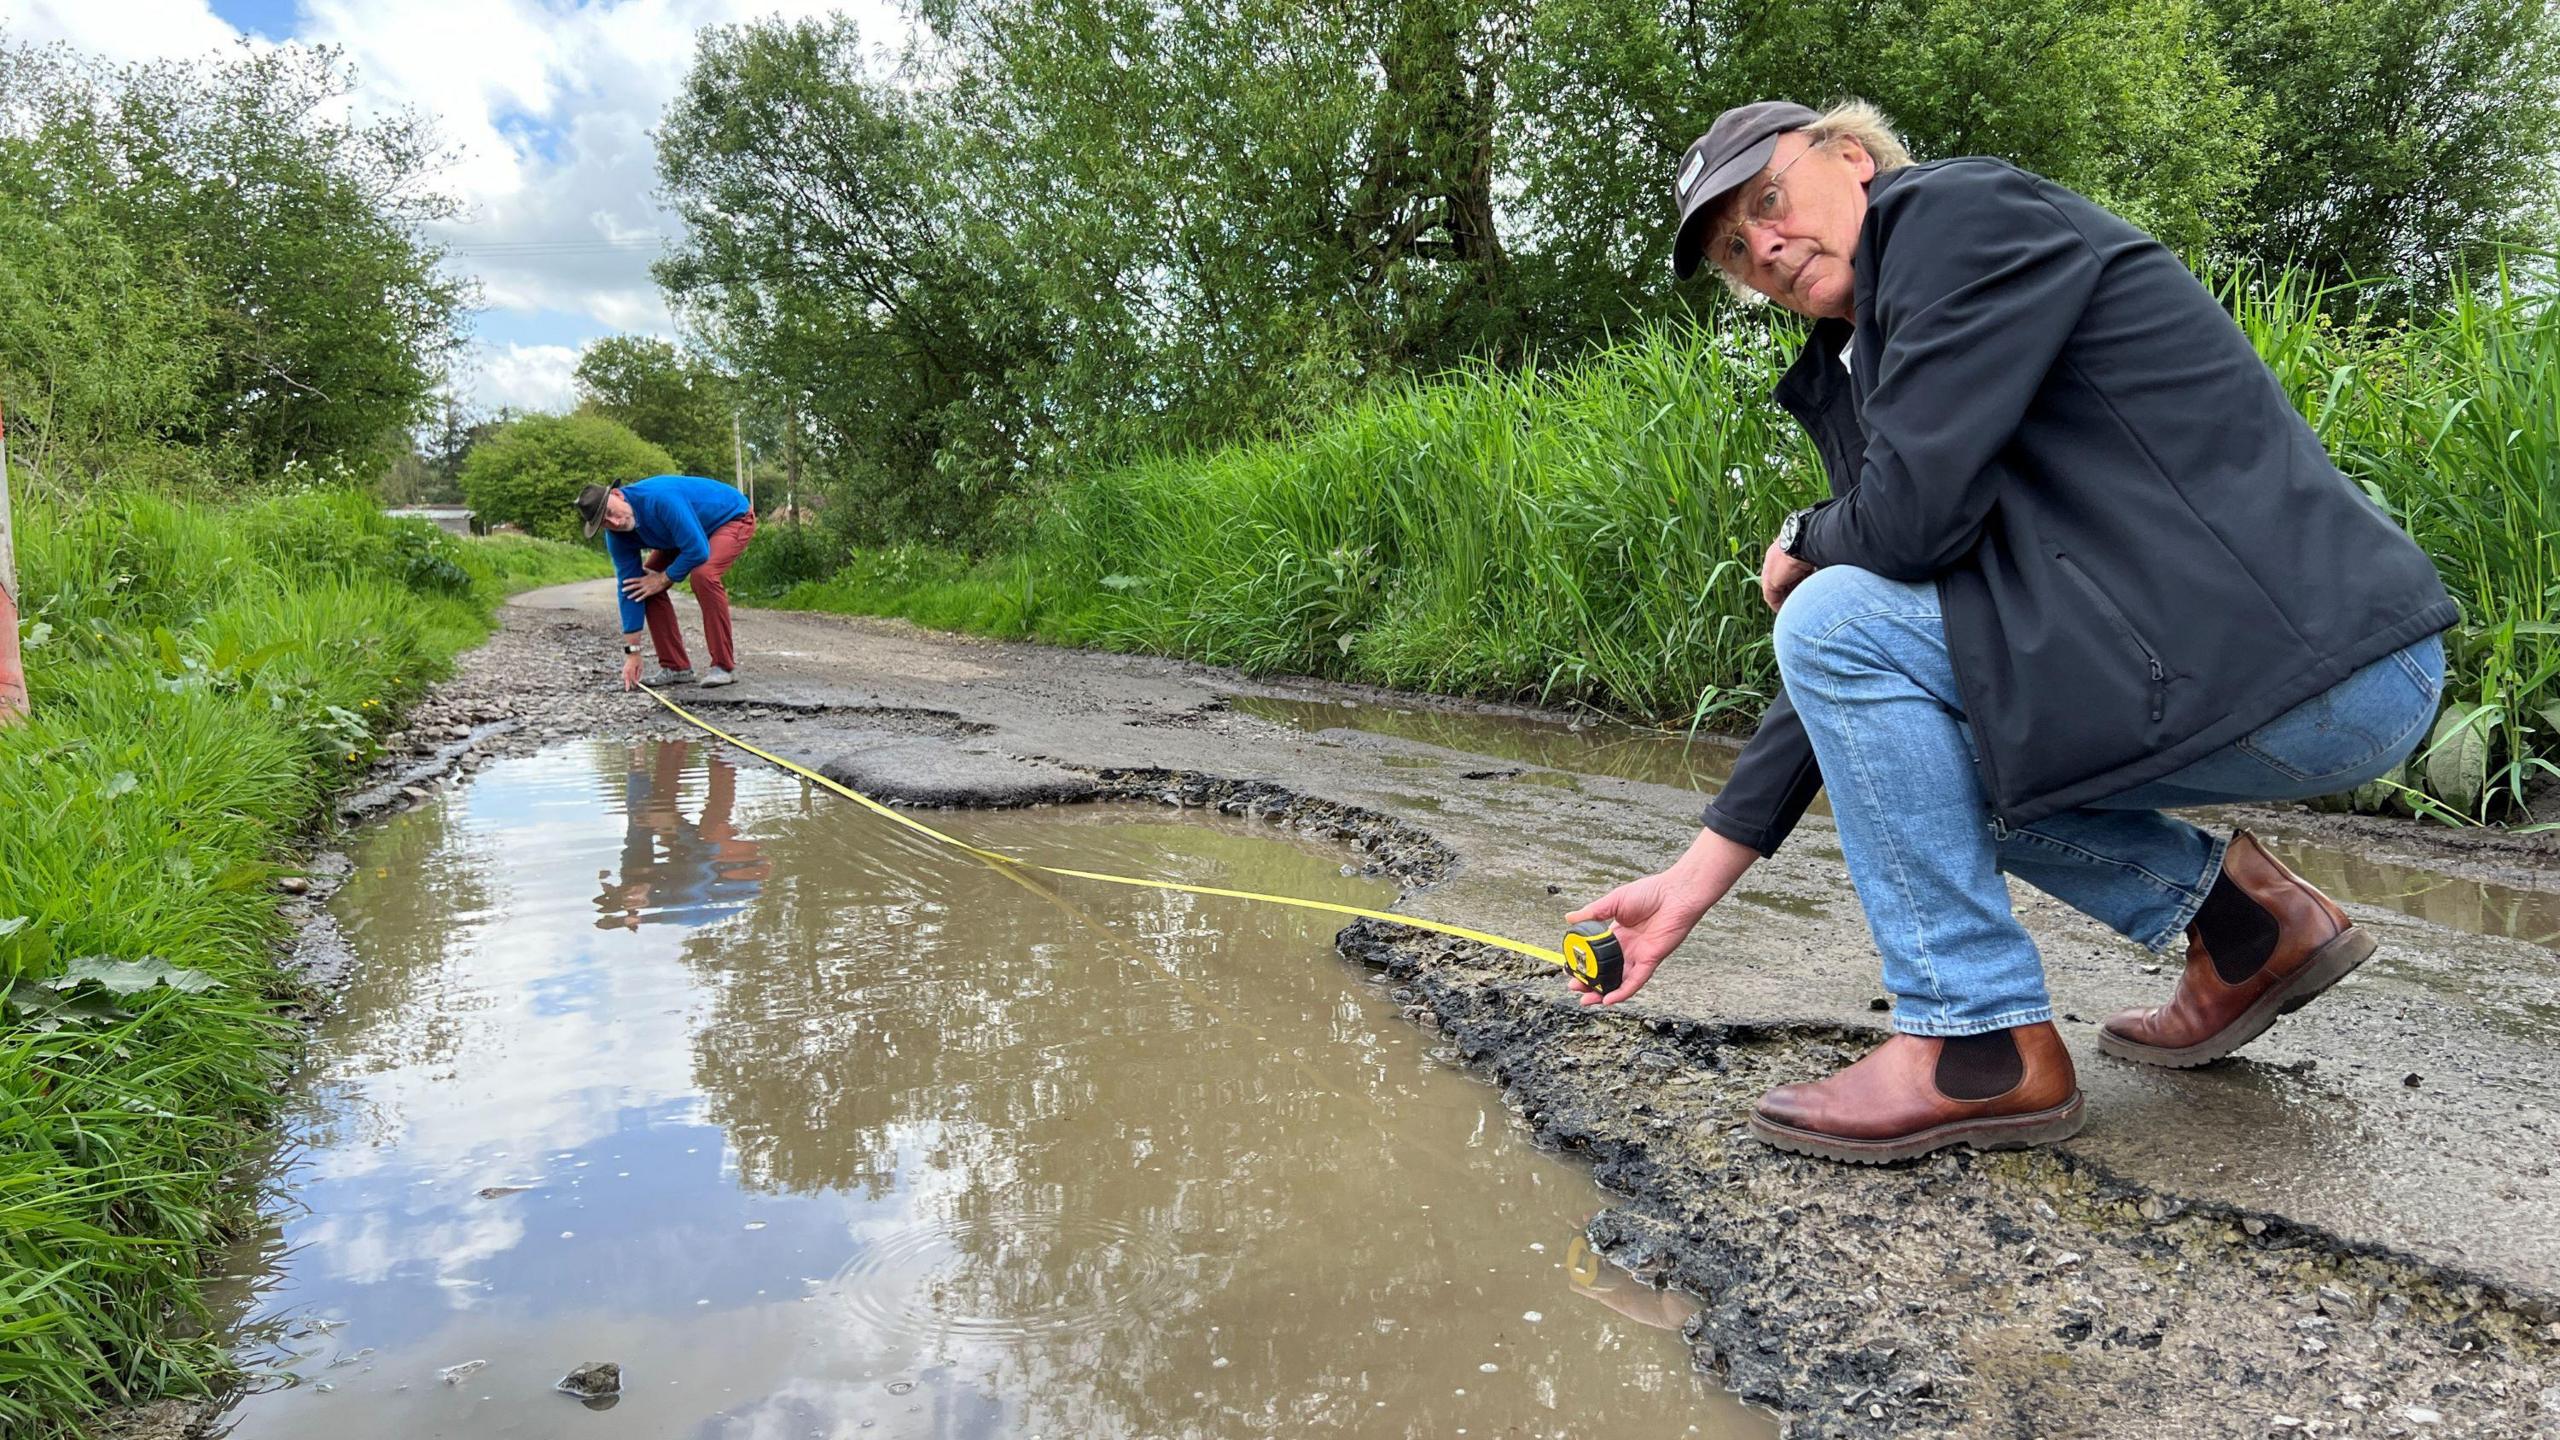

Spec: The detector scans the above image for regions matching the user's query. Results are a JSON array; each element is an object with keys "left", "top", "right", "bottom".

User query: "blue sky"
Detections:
[{"left": 18, "top": 0, "right": 904, "bottom": 413}]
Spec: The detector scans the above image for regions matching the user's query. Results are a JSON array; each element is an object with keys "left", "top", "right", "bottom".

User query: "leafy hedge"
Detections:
[{"left": 459, "top": 411, "right": 678, "bottom": 542}]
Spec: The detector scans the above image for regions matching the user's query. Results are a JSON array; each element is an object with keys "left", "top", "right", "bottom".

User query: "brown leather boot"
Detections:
[
  {"left": 2098, "top": 830, "right": 2375, "bottom": 1068},
  {"left": 1747, "top": 1022, "right": 2083, "bottom": 1164}
]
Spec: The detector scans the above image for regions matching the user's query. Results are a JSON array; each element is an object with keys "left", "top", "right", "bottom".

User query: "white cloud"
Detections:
[
  {"left": 11, "top": 1, "right": 911, "bottom": 394},
  {"left": 470, "top": 341, "right": 585, "bottom": 414},
  {"left": 11, "top": 0, "right": 242, "bottom": 64}
]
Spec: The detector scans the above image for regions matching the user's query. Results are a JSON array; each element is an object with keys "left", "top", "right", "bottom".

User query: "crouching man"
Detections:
[
  {"left": 576, "top": 475, "right": 758, "bottom": 691},
  {"left": 1567, "top": 100, "right": 2452, "bottom": 1162}
]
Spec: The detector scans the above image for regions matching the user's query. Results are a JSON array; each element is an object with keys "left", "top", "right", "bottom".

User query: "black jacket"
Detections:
[{"left": 1701, "top": 159, "right": 2455, "bottom": 854}]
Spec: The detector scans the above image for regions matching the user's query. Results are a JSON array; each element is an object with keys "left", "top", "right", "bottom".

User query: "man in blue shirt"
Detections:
[{"left": 576, "top": 475, "right": 759, "bottom": 689}]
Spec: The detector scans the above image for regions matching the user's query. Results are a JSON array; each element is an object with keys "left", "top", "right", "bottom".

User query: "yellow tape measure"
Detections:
[
  {"left": 638, "top": 685, "right": 1619, "bottom": 990},
  {"left": 1560, "top": 920, "right": 1625, "bottom": 996}
]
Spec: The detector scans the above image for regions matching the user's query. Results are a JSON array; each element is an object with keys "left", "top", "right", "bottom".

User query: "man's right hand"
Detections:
[
  {"left": 1562, "top": 827, "right": 1758, "bottom": 1005},
  {"left": 621, "top": 652, "right": 643, "bottom": 691}
]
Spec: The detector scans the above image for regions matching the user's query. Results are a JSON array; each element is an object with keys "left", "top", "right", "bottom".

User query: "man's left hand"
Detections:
[
  {"left": 1760, "top": 540, "right": 1817, "bottom": 612},
  {"left": 622, "top": 571, "right": 673, "bottom": 602}
]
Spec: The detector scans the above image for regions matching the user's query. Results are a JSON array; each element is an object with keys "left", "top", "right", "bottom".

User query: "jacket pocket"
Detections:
[{"left": 2055, "top": 553, "right": 2167, "bottom": 723}]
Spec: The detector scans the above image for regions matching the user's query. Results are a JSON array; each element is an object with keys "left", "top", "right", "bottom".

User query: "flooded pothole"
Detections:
[{"left": 207, "top": 739, "right": 1770, "bottom": 1438}]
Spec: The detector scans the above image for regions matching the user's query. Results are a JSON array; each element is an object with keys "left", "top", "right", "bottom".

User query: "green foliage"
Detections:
[
  {"left": 0, "top": 175, "right": 212, "bottom": 487},
  {"left": 459, "top": 412, "right": 679, "bottom": 543},
  {"left": 573, "top": 335, "right": 739, "bottom": 481},
  {"left": 0, "top": 41, "right": 468, "bottom": 486},
  {"left": 2204, "top": 0, "right": 2560, "bottom": 300},
  {"left": 721, "top": 514, "right": 842, "bottom": 600},
  {"left": 656, "top": 16, "right": 1037, "bottom": 545}
]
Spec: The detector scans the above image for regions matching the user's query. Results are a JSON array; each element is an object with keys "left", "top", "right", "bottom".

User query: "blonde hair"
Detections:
[{"left": 1715, "top": 99, "right": 1914, "bottom": 302}]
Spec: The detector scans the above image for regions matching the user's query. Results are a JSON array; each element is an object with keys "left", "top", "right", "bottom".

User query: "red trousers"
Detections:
[{"left": 642, "top": 511, "right": 756, "bottom": 672}]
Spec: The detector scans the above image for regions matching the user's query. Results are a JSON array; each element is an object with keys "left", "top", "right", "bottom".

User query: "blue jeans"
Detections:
[{"left": 1773, "top": 566, "right": 2445, "bottom": 1037}]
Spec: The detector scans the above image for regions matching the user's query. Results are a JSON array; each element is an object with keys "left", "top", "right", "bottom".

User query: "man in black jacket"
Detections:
[{"left": 1567, "top": 100, "right": 2454, "bottom": 1162}]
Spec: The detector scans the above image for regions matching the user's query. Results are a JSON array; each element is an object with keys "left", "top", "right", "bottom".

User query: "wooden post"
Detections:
[{"left": 0, "top": 401, "right": 25, "bottom": 726}]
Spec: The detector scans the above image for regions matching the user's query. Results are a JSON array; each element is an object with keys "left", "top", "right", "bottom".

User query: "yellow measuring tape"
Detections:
[{"left": 639, "top": 685, "right": 1577, "bottom": 971}]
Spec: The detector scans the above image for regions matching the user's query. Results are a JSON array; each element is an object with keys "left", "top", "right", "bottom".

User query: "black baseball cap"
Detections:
[
  {"left": 575, "top": 483, "right": 614, "bottom": 538},
  {"left": 1670, "top": 99, "right": 1821, "bottom": 279}
]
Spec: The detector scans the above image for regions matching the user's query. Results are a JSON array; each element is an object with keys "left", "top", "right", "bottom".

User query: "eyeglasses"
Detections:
[{"left": 1710, "top": 138, "right": 1827, "bottom": 275}]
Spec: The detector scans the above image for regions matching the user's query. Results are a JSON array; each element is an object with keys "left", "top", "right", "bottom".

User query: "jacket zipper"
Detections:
[{"left": 2056, "top": 553, "right": 2167, "bottom": 723}]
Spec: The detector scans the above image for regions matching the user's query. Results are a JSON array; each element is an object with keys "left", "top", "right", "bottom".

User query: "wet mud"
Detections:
[{"left": 227, "top": 584, "right": 2559, "bottom": 1438}]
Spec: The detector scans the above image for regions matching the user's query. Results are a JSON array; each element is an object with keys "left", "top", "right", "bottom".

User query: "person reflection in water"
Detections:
[{"left": 595, "top": 742, "right": 772, "bottom": 930}]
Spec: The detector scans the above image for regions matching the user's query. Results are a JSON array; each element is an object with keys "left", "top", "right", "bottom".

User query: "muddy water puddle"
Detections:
[
  {"left": 209, "top": 740, "right": 1764, "bottom": 1439},
  {"left": 1240, "top": 694, "right": 2560, "bottom": 954}
]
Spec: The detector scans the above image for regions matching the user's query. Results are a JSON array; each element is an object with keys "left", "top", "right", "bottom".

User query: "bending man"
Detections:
[
  {"left": 577, "top": 475, "right": 759, "bottom": 691},
  {"left": 1569, "top": 100, "right": 2452, "bottom": 1162}
]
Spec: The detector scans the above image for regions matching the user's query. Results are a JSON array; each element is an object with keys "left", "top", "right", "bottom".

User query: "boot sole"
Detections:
[
  {"left": 1746, "top": 1091, "right": 2085, "bottom": 1165},
  {"left": 2098, "top": 925, "right": 2377, "bottom": 1069}
]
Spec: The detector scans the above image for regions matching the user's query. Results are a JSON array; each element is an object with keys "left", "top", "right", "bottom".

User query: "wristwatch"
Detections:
[
  {"left": 1776, "top": 505, "right": 1820, "bottom": 559},
  {"left": 624, "top": 644, "right": 641, "bottom": 655}
]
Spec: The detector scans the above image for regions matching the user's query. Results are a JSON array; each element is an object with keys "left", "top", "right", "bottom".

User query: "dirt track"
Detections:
[{"left": 338, "top": 580, "right": 2559, "bottom": 1437}]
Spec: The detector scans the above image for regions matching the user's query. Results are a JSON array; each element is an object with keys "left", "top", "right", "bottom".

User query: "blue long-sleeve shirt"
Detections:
[{"left": 605, "top": 474, "right": 751, "bottom": 633}]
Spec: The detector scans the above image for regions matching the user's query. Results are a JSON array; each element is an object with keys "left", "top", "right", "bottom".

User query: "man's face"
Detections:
[
  {"left": 1711, "top": 132, "right": 1876, "bottom": 320},
  {"left": 604, "top": 491, "right": 636, "bottom": 531}
]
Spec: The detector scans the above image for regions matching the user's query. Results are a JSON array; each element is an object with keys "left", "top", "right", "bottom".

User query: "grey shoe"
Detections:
[
  {"left": 700, "top": 666, "right": 736, "bottom": 688},
  {"left": 644, "top": 667, "right": 695, "bottom": 687}
]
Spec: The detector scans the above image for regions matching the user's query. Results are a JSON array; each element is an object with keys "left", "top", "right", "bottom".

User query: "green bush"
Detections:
[
  {"left": 459, "top": 412, "right": 678, "bottom": 542},
  {"left": 0, "top": 488, "right": 604, "bottom": 1432}
]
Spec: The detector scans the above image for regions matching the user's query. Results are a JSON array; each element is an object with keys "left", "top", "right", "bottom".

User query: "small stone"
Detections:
[
  {"left": 2243, "top": 1217, "right": 2269, "bottom": 1236},
  {"left": 438, "top": 1359, "right": 486, "bottom": 1385},
  {"left": 1887, "top": 1371, "right": 1934, "bottom": 1399},
  {"left": 2053, "top": 1251, "right": 2085, "bottom": 1269},
  {"left": 2339, "top": 1394, "right": 2368, "bottom": 1413},
  {"left": 2139, "top": 1197, "right": 2168, "bottom": 1222},
  {"left": 2143, "top": 963, "right": 2163, "bottom": 975},
  {"left": 2301, "top": 1337, "right": 2328, "bottom": 1354},
  {"left": 2271, "top": 1420, "right": 2303, "bottom": 1432},
  {"left": 1545, "top": 884, "right": 1561, "bottom": 895},
  {"left": 1869, "top": 996, "right": 1890, "bottom": 1012},
  {"left": 2315, "top": 1284, "right": 2363, "bottom": 1319},
  {"left": 2403, "top": 1406, "right": 2441, "bottom": 1425},
  {"left": 276, "top": 875, "right": 310, "bottom": 895},
  {"left": 2402, "top": 1073, "right": 2422, "bottom": 1088},
  {"left": 401, "top": 785, "right": 430, "bottom": 801},
  {"left": 558, "top": 1362, "right": 620, "bottom": 1398}
]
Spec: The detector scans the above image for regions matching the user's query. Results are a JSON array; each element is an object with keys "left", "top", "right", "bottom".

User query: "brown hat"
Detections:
[
  {"left": 575, "top": 483, "right": 613, "bottom": 539},
  {"left": 1670, "top": 99, "right": 1821, "bottom": 279}
]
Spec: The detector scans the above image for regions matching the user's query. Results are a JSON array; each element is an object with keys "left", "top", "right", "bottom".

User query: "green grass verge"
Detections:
[
  {"left": 751, "top": 265, "right": 2559, "bottom": 822},
  {"left": 0, "top": 487, "right": 606, "bottom": 1435}
]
